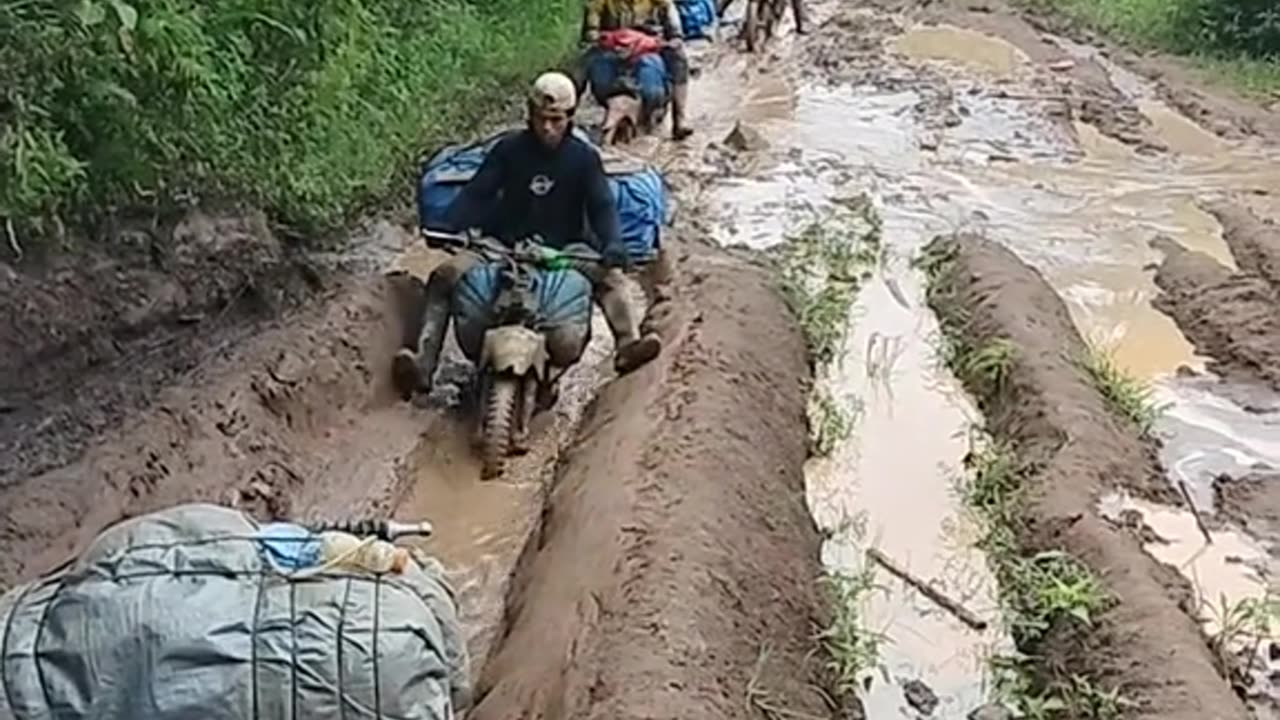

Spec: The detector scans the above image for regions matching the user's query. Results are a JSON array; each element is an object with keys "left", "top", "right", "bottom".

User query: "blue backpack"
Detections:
[
  {"left": 676, "top": 0, "right": 718, "bottom": 39},
  {"left": 416, "top": 128, "right": 670, "bottom": 262}
]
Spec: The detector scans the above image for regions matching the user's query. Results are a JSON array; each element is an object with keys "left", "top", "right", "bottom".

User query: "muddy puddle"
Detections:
[{"left": 690, "top": 5, "right": 1280, "bottom": 714}]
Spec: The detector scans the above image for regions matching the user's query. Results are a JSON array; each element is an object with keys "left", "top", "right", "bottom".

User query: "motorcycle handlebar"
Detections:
[{"left": 419, "top": 227, "right": 647, "bottom": 271}]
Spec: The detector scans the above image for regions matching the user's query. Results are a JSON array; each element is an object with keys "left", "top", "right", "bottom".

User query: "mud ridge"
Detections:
[
  {"left": 1214, "top": 472, "right": 1280, "bottom": 555},
  {"left": 1208, "top": 202, "right": 1280, "bottom": 293},
  {"left": 470, "top": 245, "right": 839, "bottom": 720},
  {"left": 924, "top": 233, "right": 1249, "bottom": 719},
  {"left": 1151, "top": 237, "right": 1280, "bottom": 393},
  {"left": 0, "top": 208, "right": 340, "bottom": 485},
  {"left": 0, "top": 255, "right": 426, "bottom": 591}
]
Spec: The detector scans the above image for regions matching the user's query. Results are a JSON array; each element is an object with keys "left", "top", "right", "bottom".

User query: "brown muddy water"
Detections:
[{"left": 689, "top": 4, "right": 1280, "bottom": 717}]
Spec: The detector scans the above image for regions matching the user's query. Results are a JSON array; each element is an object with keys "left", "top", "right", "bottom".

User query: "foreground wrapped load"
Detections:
[{"left": 0, "top": 504, "right": 469, "bottom": 720}]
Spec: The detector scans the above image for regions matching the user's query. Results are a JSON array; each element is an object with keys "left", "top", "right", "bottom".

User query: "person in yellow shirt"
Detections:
[{"left": 582, "top": 0, "right": 694, "bottom": 141}]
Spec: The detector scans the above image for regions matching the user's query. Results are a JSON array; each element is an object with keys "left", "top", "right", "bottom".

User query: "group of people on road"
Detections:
[{"left": 393, "top": 0, "right": 807, "bottom": 400}]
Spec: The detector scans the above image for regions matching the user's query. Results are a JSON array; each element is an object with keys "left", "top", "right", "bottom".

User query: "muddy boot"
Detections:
[
  {"left": 392, "top": 290, "right": 451, "bottom": 398},
  {"left": 670, "top": 82, "right": 694, "bottom": 141},
  {"left": 615, "top": 334, "right": 662, "bottom": 374},
  {"left": 597, "top": 269, "right": 664, "bottom": 374},
  {"left": 791, "top": 0, "right": 808, "bottom": 34}
]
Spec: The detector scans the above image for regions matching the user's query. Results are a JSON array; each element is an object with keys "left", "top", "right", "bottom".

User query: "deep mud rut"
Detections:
[{"left": 6, "top": 0, "right": 1280, "bottom": 717}]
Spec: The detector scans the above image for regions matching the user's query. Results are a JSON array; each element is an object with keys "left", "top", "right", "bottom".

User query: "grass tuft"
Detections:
[
  {"left": 1077, "top": 345, "right": 1167, "bottom": 436},
  {"left": 818, "top": 567, "right": 888, "bottom": 697}
]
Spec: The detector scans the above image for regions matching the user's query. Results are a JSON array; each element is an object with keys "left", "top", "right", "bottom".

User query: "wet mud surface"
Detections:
[
  {"left": 470, "top": 248, "right": 833, "bottom": 719},
  {"left": 1153, "top": 237, "right": 1280, "bottom": 393},
  {"left": 1215, "top": 473, "right": 1280, "bottom": 555},
  {"left": 927, "top": 233, "right": 1248, "bottom": 719},
  {"left": 6, "top": 0, "right": 1280, "bottom": 715},
  {"left": 0, "top": 209, "right": 328, "bottom": 485}
]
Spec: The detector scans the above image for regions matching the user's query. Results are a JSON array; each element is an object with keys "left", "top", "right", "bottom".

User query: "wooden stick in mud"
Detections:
[
  {"left": 1178, "top": 480, "right": 1214, "bottom": 546},
  {"left": 866, "top": 548, "right": 989, "bottom": 631}
]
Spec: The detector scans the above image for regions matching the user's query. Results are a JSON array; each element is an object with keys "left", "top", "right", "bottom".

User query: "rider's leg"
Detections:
[
  {"left": 595, "top": 268, "right": 662, "bottom": 373},
  {"left": 660, "top": 45, "right": 694, "bottom": 141},
  {"left": 392, "top": 255, "right": 476, "bottom": 397},
  {"left": 791, "top": 0, "right": 808, "bottom": 34}
]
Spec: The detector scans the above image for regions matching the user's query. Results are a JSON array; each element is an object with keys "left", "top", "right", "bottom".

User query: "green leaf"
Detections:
[
  {"left": 75, "top": 0, "right": 106, "bottom": 27},
  {"left": 109, "top": 0, "right": 137, "bottom": 30}
]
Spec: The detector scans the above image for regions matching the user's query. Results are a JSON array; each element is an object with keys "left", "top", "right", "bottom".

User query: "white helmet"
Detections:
[{"left": 529, "top": 71, "right": 578, "bottom": 113}]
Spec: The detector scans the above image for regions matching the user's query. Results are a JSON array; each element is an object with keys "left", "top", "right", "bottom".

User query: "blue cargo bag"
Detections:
[
  {"left": 416, "top": 128, "right": 670, "bottom": 263},
  {"left": 451, "top": 261, "right": 595, "bottom": 365},
  {"left": 586, "top": 51, "right": 671, "bottom": 112},
  {"left": 676, "top": 0, "right": 718, "bottom": 39}
]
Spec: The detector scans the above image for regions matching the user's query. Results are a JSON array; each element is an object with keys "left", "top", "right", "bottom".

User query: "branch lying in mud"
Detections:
[
  {"left": 1177, "top": 480, "right": 1213, "bottom": 545},
  {"left": 866, "top": 548, "right": 989, "bottom": 631}
]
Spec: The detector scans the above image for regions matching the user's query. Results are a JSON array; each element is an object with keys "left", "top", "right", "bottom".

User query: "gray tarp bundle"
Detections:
[{"left": 0, "top": 504, "right": 470, "bottom": 720}]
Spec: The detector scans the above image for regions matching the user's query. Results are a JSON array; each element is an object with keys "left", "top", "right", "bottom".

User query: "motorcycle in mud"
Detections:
[
  {"left": 587, "top": 28, "right": 674, "bottom": 145},
  {"left": 421, "top": 228, "right": 621, "bottom": 479}
]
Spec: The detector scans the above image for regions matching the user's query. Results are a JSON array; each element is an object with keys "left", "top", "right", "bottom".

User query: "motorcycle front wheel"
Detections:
[{"left": 480, "top": 376, "right": 520, "bottom": 479}]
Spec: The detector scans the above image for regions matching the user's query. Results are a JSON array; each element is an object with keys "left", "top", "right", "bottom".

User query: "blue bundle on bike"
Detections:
[
  {"left": 586, "top": 51, "right": 670, "bottom": 112},
  {"left": 676, "top": 0, "right": 718, "bottom": 39},
  {"left": 416, "top": 128, "right": 669, "bottom": 263},
  {"left": 451, "top": 262, "right": 595, "bottom": 364}
]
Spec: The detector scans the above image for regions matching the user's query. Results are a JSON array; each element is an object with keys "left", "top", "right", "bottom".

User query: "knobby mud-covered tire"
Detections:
[
  {"left": 744, "top": 0, "right": 759, "bottom": 51},
  {"left": 481, "top": 376, "right": 520, "bottom": 479}
]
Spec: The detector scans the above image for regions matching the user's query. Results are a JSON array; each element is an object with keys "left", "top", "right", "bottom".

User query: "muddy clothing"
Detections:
[
  {"left": 393, "top": 254, "right": 655, "bottom": 397},
  {"left": 443, "top": 130, "right": 626, "bottom": 264}
]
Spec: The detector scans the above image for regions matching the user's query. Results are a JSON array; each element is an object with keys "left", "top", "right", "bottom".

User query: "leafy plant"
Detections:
[
  {"left": 1077, "top": 344, "right": 1167, "bottom": 436},
  {"left": 1, "top": 0, "right": 581, "bottom": 239}
]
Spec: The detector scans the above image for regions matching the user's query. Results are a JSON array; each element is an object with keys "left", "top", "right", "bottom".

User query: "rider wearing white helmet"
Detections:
[{"left": 393, "top": 72, "right": 662, "bottom": 399}]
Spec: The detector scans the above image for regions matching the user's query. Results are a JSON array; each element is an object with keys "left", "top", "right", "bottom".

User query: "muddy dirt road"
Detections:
[{"left": 6, "top": 0, "right": 1280, "bottom": 717}]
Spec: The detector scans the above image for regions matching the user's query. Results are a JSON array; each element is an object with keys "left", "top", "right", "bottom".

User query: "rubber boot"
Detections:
[
  {"left": 670, "top": 82, "right": 694, "bottom": 142},
  {"left": 392, "top": 286, "right": 451, "bottom": 398},
  {"left": 791, "top": 0, "right": 808, "bottom": 34},
  {"left": 598, "top": 278, "right": 662, "bottom": 374}
]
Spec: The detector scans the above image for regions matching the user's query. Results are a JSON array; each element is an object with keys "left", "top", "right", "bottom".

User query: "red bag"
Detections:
[{"left": 598, "top": 28, "right": 663, "bottom": 62}]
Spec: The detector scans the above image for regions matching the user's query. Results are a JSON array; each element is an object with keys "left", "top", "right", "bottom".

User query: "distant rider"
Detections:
[
  {"left": 392, "top": 72, "right": 663, "bottom": 399},
  {"left": 580, "top": 0, "right": 695, "bottom": 141},
  {"left": 717, "top": 0, "right": 808, "bottom": 34}
]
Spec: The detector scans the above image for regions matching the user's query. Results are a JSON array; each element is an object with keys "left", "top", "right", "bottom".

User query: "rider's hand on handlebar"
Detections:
[{"left": 603, "top": 243, "right": 632, "bottom": 272}]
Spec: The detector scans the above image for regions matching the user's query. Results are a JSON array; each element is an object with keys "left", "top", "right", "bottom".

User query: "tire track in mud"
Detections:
[
  {"left": 468, "top": 247, "right": 833, "bottom": 720},
  {"left": 924, "top": 233, "right": 1250, "bottom": 720}
]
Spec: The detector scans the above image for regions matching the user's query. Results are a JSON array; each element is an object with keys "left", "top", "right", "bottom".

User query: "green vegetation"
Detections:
[
  {"left": 808, "top": 388, "right": 859, "bottom": 458},
  {"left": 1019, "top": 0, "right": 1280, "bottom": 92},
  {"left": 774, "top": 197, "right": 882, "bottom": 367},
  {"left": 1202, "top": 590, "right": 1280, "bottom": 686},
  {"left": 819, "top": 566, "right": 888, "bottom": 697},
  {"left": 1, "top": 0, "right": 579, "bottom": 240},
  {"left": 920, "top": 239, "right": 1129, "bottom": 718},
  {"left": 775, "top": 197, "right": 881, "bottom": 458},
  {"left": 1077, "top": 344, "right": 1167, "bottom": 437}
]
